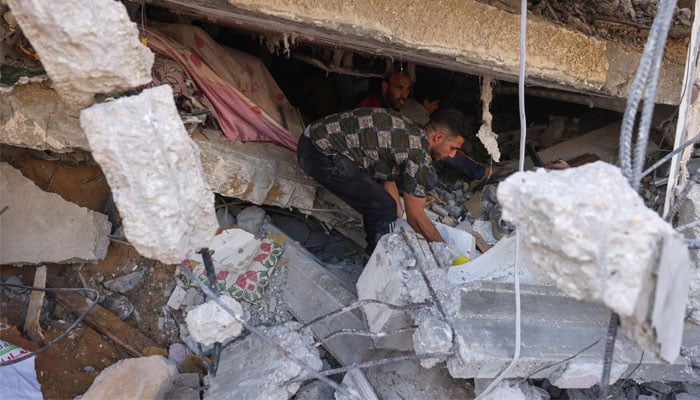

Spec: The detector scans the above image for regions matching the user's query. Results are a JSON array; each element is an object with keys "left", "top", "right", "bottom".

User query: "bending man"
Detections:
[{"left": 297, "top": 108, "right": 469, "bottom": 255}]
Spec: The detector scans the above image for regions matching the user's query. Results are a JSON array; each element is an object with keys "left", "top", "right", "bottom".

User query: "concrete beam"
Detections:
[{"left": 143, "top": 0, "right": 685, "bottom": 105}]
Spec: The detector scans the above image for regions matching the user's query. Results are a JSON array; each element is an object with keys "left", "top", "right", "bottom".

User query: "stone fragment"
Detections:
[
  {"left": 159, "top": 373, "right": 202, "bottom": 400},
  {"left": 6, "top": 0, "right": 153, "bottom": 106},
  {"left": 205, "top": 322, "right": 321, "bottom": 400},
  {"left": 185, "top": 296, "right": 244, "bottom": 346},
  {"left": 103, "top": 271, "right": 143, "bottom": 294},
  {"left": 236, "top": 206, "right": 267, "bottom": 237},
  {"left": 80, "top": 86, "right": 217, "bottom": 264},
  {"left": 81, "top": 356, "right": 178, "bottom": 400},
  {"left": 447, "top": 235, "right": 548, "bottom": 286},
  {"left": 497, "top": 161, "right": 689, "bottom": 362},
  {"left": 0, "top": 162, "right": 110, "bottom": 265},
  {"left": 473, "top": 220, "right": 497, "bottom": 246},
  {"left": 0, "top": 83, "right": 89, "bottom": 152},
  {"left": 413, "top": 315, "right": 453, "bottom": 368}
]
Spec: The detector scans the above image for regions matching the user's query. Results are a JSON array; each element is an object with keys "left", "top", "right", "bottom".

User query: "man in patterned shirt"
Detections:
[{"left": 297, "top": 108, "right": 469, "bottom": 255}]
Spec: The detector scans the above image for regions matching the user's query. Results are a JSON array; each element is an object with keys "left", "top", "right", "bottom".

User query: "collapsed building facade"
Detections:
[{"left": 1, "top": 0, "right": 699, "bottom": 399}]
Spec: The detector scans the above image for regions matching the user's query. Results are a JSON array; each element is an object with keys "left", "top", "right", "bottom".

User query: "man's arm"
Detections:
[
  {"left": 381, "top": 181, "right": 404, "bottom": 218},
  {"left": 403, "top": 193, "right": 444, "bottom": 242}
]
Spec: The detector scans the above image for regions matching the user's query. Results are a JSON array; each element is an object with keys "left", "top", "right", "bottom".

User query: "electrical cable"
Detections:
[
  {"left": 475, "top": 0, "right": 526, "bottom": 397},
  {"left": 0, "top": 284, "right": 101, "bottom": 367}
]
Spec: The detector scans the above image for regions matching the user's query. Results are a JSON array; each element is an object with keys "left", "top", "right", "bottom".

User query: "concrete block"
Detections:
[
  {"left": 236, "top": 206, "right": 267, "bottom": 237},
  {"left": 0, "top": 162, "right": 110, "bottom": 265},
  {"left": 357, "top": 231, "right": 447, "bottom": 351},
  {"left": 82, "top": 356, "right": 178, "bottom": 400},
  {"left": 6, "top": 0, "right": 153, "bottom": 106},
  {"left": 205, "top": 322, "right": 321, "bottom": 400},
  {"left": 678, "top": 185, "right": 700, "bottom": 325},
  {"left": 185, "top": 297, "right": 244, "bottom": 346},
  {"left": 447, "top": 235, "right": 550, "bottom": 286},
  {"left": 271, "top": 225, "right": 374, "bottom": 365},
  {"left": 444, "top": 281, "right": 630, "bottom": 388},
  {"left": 80, "top": 86, "right": 217, "bottom": 264},
  {"left": 0, "top": 83, "right": 90, "bottom": 153},
  {"left": 478, "top": 380, "right": 549, "bottom": 400},
  {"left": 497, "top": 161, "right": 689, "bottom": 362}
]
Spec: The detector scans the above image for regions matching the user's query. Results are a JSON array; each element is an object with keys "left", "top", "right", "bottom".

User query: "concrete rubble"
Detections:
[
  {"left": 498, "top": 161, "right": 690, "bottom": 362},
  {"left": 0, "top": 82, "right": 90, "bottom": 153},
  {"left": 5, "top": 0, "right": 153, "bottom": 106},
  {"left": 81, "top": 356, "right": 178, "bottom": 400},
  {"left": 679, "top": 185, "right": 700, "bottom": 325},
  {"left": 0, "top": 162, "right": 110, "bottom": 265},
  {"left": 205, "top": 322, "right": 321, "bottom": 400},
  {"left": 80, "top": 85, "right": 218, "bottom": 264},
  {"left": 184, "top": 297, "right": 245, "bottom": 346}
]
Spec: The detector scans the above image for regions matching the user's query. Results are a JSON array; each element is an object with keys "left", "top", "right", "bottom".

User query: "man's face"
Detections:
[
  {"left": 428, "top": 131, "right": 465, "bottom": 161},
  {"left": 382, "top": 73, "right": 412, "bottom": 111}
]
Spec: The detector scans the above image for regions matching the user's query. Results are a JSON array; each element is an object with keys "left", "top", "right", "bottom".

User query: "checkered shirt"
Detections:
[{"left": 304, "top": 108, "right": 437, "bottom": 197}]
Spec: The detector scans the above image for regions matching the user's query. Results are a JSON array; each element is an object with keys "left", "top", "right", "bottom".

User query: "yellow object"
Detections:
[
  {"left": 452, "top": 254, "right": 470, "bottom": 266},
  {"left": 142, "top": 346, "right": 168, "bottom": 357},
  {"left": 141, "top": 37, "right": 148, "bottom": 46}
]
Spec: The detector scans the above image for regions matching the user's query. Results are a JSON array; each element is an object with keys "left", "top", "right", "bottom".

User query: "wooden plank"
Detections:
[
  {"left": 54, "top": 290, "right": 155, "bottom": 357},
  {"left": 24, "top": 265, "right": 47, "bottom": 345},
  {"left": 470, "top": 231, "right": 491, "bottom": 253}
]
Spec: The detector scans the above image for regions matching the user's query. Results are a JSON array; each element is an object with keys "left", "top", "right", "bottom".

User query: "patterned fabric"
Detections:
[
  {"left": 176, "top": 231, "right": 286, "bottom": 303},
  {"left": 145, "top": 24, "right": 301, "bottom": 151},
  {"left": 305, "top": 108, "right": 436, "bottom": 197}
]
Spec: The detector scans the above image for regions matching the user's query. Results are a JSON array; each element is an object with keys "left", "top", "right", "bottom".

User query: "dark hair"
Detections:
[
  {"left": 426, "top": 109, "right": 473, "bottom": 140},
  {"left": 383, "top": 67, "right": 411, "bottom": 83}
]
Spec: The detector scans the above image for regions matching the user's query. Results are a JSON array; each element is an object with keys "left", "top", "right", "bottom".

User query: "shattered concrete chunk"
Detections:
[
  {"left": 413, "top": 314, "right": 453, "bottom": 369},
  {"left": 80, "top": 85, "right": 217, "bottom": 264},
  {"left": 206, "top": 322, "right": 321, "bottom": 400},
  {"left": 357, "top": 232, "right": 449, "bottom": 351},
  {"left": 497, "top": 161, "right": 689, "bottom": 362},
  {"left": 0, "top": 83, "right": 89, "bottom": 152},
  {"left": 103, "top": 271, "right": 143, "bottom": 294},
  {"left": 0, "top": 162, "right": 110, "bottom": 265},
  {"left": 81, "top": 356, "right": 178, "bottom": 400},
  {"left": 478, "top": 380, "right": 550, "bottom": 400},
  {"left": 185, "top": 296, "right": 244, "bottom": 346},
  {"left": 6, "top": 0, "right": 153, "bottom": 106},
  {"left": 678, "top": 185, "right": 700, "bottom": 325},
  {"left": 236, "top": 206, "right": 267, "bottom": 237}
]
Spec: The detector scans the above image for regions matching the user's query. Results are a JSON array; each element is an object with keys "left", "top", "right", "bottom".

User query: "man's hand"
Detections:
[
  {"left": 404, "top": 193, "right": 444, "bottom": 242},
  {"left": 381, "top": 181, "right": 404, "bottom": 218}
]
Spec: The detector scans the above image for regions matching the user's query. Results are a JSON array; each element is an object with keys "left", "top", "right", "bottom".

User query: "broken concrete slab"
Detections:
[
  {"left": 357, "top": 231, "right": 447, "bottom": 351},
  {"left": 6, "top": 0, "right": 153, "bottom": 106},
  {"left": 81, "top": 356, "right": 178, "bottom": 400},
  {"left": 185, "top": 296, "right": 244, "bottom": 346},
  {"left": 522, "top": 121, "right": 621, "bottom": 169},
  {"left": 444, "top": 281, "right": 630, "bottom": 388},
  {"left": 678, "top": 185, "right": 700, "bottom": 325},
  {"left": 444, "top": 281, "right": 700, "bottom": 387},
  {"left": 498, "top": 161, "right": 690, "bottom": 362},
  {"left": 271, "top": 226, "right": 374, "bottom": 365},
  {"left": 447, "top": 235, "right": 549, "bottom": 286},
  {"left": 156, "top": 0, "right": 684, "bottom": 105},
  {"left": 80, "top": 85, "right": 217, "bottom": 264},
  {"left": 478, "top": 379, "right": 550, "bottom": 400},
  {"left": 0, "top": 82, "right": 90, "bottom": 152},
  {"left": 359, "top": 350, "right": 475, "bottom": 400},
  {"left": 196, "top": 137, "right": 365, "bottom": 246},
  {"left": 159, "top": 373, "right": 202, "bottom": 400},
  {"left": 205, "top": 322, "right": 321, "bottom": 400},
  {"left": 0, "top": 162, "right": 110, "bottom": 265}
]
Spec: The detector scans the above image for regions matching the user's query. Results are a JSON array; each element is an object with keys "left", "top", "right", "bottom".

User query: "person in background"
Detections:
[
  {"left": 401, "top": 79, "right": 444, "bottom": 126},
  {"left": 357, "top": 67, "right": 412, "bottom": 111},
  {"left": 296, "top": 108, "right": 469, "bottom": 256}
]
